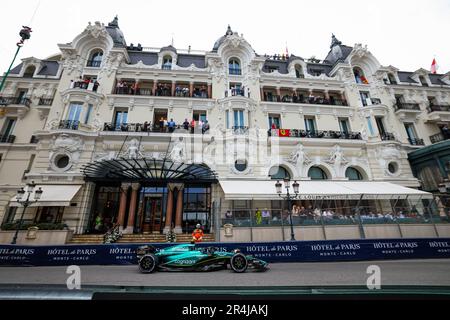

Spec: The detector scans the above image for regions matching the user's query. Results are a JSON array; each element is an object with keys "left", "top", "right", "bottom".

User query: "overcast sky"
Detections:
[{"left": 0, "top": 0, "right": 449, "bottom": 74}]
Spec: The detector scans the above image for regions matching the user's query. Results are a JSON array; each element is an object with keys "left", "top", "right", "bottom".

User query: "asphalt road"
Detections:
[{"left": 0, "top": 259, "right": 449, "bottom": 287}]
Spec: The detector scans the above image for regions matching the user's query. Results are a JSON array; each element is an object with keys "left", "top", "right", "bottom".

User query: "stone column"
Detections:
[
  {"left": 340, "top": 90, "right": 347, "bottom": 105},
  {"left": 152, "top": 80, "right": 158, "bottom": 96},
  {"left": 189, "top": 82, "right": 194, "bottom": 97},
  {"left": 163, "top": 186, "right": 174, "bottom": 234},
  {"left": 117, "top": 183, "right": 130, "bottom": 232},
  {"left": 124, "top": 183, "right": 140, "bottom": 234},
  {"left": 260, "top": 87, "right": 265, "bottom": 101},
  {"left": 276, "top": 87, "right": 281, "bottom": 101},
  {"left": 207, "top": 83, "right": 212, "bottom": 98},
  {"left": 324, "top": 90, "right": 330, "bottom": 100},
  {"left": 171, "top": 81, "right": 176, "bottom": 97},
  {"left": 174, "top": 184, "right": 185, "bottom": 233}
]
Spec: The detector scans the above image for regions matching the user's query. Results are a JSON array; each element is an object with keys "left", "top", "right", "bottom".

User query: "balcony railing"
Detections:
[
  {"left": 269, "top": 129, "right": 362, "bottom": 140},
  {"left": 103, "top": 122, "right": 211, "bottom": 134},
  {"left": 113, "top": 87, "right": 209, "bottom": 99},
  {"left": 430, "top": 132, "right": 450, "bottom": 144},
  {"left": 263, "top": 94, "right": 348, "bottom": 106},
  {"left": 59, "top": 120, "right": 80, "bottom": 130},
  {"left": 394, "top": 102, "right": 420, "bottom": 111},
  {"left": 38, "top": 98, "right": 54, "bottom": 106},
  {"left": 408, "top": 138, "right": 424, "bottom": 146},
  {"left": 0, "top": 134, "right": 16, "bottom": 143},
  {"left": 232, "top": 126, "right": 249, "bottom": 134},
  {"left": 381, "top": 132, "right": 396, "bottom": 141},
  {"left": 0, "top": 96, "right": 31, "bottom": 107},
  {"left": 86, "top": 60, "right": 101, "bottom": 67},
  {"left": 229, "top": 68, "right": 241, "bottom": 75},
  {"left": 428, "top": 104, "right": 450, "bottom": 112}
]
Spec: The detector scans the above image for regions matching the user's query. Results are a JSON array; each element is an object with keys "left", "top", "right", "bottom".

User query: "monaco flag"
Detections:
[{"left": 431, "top": 58, "right": 438, "bottom": 74}]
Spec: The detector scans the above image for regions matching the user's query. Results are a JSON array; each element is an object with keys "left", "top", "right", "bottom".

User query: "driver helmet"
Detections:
[{"left": 196, "top": 223, "right": 201, "bottom": 229}]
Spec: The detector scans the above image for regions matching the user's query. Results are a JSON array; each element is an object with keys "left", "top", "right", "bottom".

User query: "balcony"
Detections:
[
  {"left": 430, "top": 132, "right": 450, "bottom": 144},
  {"left": 232, "top": 126, "right": 249, "bottom": 135},
  {"left": 394, "top": 102, "right": 420, "bottom": 111},
  {"left": 86, "top": 60, "right": 101, "bottom": 68},
  {"left": 408, "top": 138, "right": 424, "bottom": 146},
  {"left": 428, "top": 104, "right": 450, "bottom": 112},
  {"left": 269, "top": 129, "right": 362, "bottom": 140},
  {"left": 426, "top": 104, "right": 450, "bottom": 123},
  {"left": 59, "top": 120, "right": 80, "bottom": 130},
  {"left": 113, "top": 83, "right": 210, "bottom": 99},
  {"left": 38, "top": 98, "right": 54, "bottom": 106},
  {"left": 381, "top": 132, "right": 396, "bottom": 141},
  {"left": 262, "top": 94, "right": 348, "bottom": 106},
  {"left": 0, "top": 134, "right": 16, "bottom": 143},
  {"left": 103, "top": 122, "right": 210, "bottom": 134},
  {"left": 0, "top": 96, "right": 31, "bottom": 107},
  {"left": 229, "top": 68, "right": 241, "bottom": 75},
  {"left": 362, "top": 98, "right": 381, "bottom": 107}
]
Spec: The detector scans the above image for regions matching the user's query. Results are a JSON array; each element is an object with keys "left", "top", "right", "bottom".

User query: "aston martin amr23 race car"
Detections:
[{"left": 136, "top": 244, "right": 269, "bottom": 273}]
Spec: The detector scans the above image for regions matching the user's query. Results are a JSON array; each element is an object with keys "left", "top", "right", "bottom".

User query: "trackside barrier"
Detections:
[{"left": 0, "top": 238, "right": 449, "bottom": 266}]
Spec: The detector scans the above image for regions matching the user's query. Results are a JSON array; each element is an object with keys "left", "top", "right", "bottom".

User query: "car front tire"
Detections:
[
  {"left": 230, "top": 253, "right": 248, "bottom": 273},
  {"left": 139, "top": 253, "right": 158, "bottom": 273}
]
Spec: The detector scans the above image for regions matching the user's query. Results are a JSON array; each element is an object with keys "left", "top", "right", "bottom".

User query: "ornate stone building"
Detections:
[{"left": 0, "top": 17, "right": 449, "bottom": 244}]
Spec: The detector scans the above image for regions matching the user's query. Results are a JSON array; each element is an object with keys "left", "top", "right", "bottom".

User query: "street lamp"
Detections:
[
  {"left": 275, "top": 178, "right": 300, "bottom": 241},
  {"left": 0, "top": 26, "right": 32, "bottom": 93},
  {"left": 11, "top": 181, "right": 43, "bottom": 245}
]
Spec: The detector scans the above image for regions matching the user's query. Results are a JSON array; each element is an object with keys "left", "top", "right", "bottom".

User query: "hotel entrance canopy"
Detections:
[
  {"left": 9, "top": 185, "right": 82, "bottom": 207},
  {"left": 219, "top": 180, "right": 433, "bottom": 200},
  {"left": 82, "top": 158, "right": 218, "bottom": 183}
]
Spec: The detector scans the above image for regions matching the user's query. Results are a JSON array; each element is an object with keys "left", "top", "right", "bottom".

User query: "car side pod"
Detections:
[{"left": 230, "top": 253, "right": 248, "bottom": 273}]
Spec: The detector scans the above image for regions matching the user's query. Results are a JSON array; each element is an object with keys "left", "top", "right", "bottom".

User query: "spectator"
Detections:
[
  {"left": 190, "top": 119, "right": 196, "bottom": 133},
  {"left": 262, "top": 208, "right": 270, "bottom": 224},
  {"left": 183, "top": 119, "right": 190, "bottom": 130},
  {"left": 255, "top": 208, "right": 262, "bottom": 225},
  {"left": 168, "top": 118, "right": 176, "bottom": 133},
  {"left": 143, "top": 121, "right": 149, "bottom": 132},
  {"left": 93, "top": 80, "right": 100, "bottom": 92},
  {"left": 202, "top": 120, "right": 210, "bottom": 134},
  {"left": 159, "top": 117, "right": 165, "bottom": 132}
]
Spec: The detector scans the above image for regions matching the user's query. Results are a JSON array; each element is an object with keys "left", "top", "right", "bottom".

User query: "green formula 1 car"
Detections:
[{"left": 136, "top": 243, "right": 269, "bottom": 273}]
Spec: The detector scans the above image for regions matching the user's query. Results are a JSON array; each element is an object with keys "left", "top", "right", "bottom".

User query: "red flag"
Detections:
[
  {"left": 431, "top": 58, "right": 438, "bottom": 74},
  {"left": 278, "top": 129, "right": 290, "bottom": 137}
]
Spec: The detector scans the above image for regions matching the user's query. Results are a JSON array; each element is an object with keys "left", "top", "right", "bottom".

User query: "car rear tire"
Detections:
[
  {"left": 230, "top": 253, "right": 248, "bottom": 273},
  {"left": 139, "top": 253, "right": 158, "bottom": 273}
]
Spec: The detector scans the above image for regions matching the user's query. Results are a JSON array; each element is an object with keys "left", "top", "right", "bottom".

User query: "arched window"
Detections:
[
  {"left": 345, "top": 167, "right": 364, "bottom": 180},
  {"left": 229, "top": 58, "right": 241, "bottom": 75},
  {"left": 269, "top": 166, "right": 291, "bottom": 180},
  {"left": 23, "top": 66, "right": 36, "bottom": 78},
  {"left": 353, "top": 67, "right": 368, "bottom": 84},
  {"left": 162, "top": 55, "right": 172, "bottom": 70},
  {"left": 308, "top": 166, "right": 328, "bottom": 180},
  {"left": 295, "top": 65, "right": 304, "bottom": 78},
  {"left": 87, "top": 50, "right": 103, "bottom": 67}
]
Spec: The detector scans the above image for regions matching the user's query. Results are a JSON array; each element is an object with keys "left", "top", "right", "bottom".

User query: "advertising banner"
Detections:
[{"left": 0, "top": 238, "right": 449, "bottom": 266}]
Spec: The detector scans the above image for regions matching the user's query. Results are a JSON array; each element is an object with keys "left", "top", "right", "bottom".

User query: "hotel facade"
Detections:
[{"left": 0, "top": 17, "right": 449, "bottom": 244}]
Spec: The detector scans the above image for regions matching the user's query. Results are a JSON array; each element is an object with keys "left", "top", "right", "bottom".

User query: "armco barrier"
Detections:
[{"left": 0, "top": 238, "right": 449, "bottom": 266}]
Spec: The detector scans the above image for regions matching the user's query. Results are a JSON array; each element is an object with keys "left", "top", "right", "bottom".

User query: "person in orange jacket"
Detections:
[{"left": 192, "top": 223, "right": 204, "bottom": 243}]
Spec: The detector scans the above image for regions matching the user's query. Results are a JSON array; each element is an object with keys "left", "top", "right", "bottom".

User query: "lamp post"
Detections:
[
  {"left": 275, "top": 178, "right": 299, "bottom": 241},
  {"left": 0, "top": 26, "right": 32, "bottom": 93},
  {"left": 11, "top": 181, "right": 43, "bottom": 245}
]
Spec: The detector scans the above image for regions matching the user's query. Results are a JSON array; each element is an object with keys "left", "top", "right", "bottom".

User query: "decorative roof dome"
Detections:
[
  {"left": 212, "top": 25, "right": 235, "bottom": 52},
  {"left": 160, "top": 45, "right": 177, "bottom": 54},
  {"left": 105, "top": 15, "right": 127, "bottom": 47}
]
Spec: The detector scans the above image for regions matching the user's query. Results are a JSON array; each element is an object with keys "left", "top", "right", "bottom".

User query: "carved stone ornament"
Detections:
[{"left": 48, "top": 134, "right": 84, "bottom": 172}]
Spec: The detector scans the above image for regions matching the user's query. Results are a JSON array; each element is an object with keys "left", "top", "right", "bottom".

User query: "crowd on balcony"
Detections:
[
  {"left": 263, "top": 91, "right": 347, "bottom": 106},
  {"left": 267, "top": 127, "right": 362, "bottom": 140},
  {"left": 114, "top": 81, "right": 209, "bottom": 98},
  {"left": 70, "top": 77, "right": 100, "bottom": 92},
  {"left": 103, "top": 118, "right": 210, "bottom": 134}
]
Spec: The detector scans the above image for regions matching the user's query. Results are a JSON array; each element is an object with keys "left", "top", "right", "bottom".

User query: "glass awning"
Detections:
[{"left": 82, "top": 158, "right": 218, "bottom": 183}]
